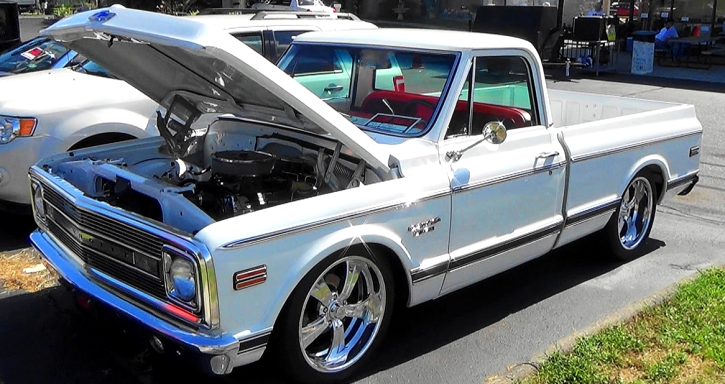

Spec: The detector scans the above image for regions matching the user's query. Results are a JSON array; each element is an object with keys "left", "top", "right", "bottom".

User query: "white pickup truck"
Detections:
[{"left": 31, "top": 7, "right": 702, "bottom": 383}]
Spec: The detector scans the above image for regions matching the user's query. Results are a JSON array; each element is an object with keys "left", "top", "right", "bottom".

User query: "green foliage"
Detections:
[
  {"left": 524, "top": 269, "right": 725, "bottom": 384},
  {"left": 53, "top": 3, "right": 74, "bottom": 17}
]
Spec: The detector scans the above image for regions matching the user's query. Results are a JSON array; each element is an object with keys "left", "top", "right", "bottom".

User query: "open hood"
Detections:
[{"left": 41, "top": 5, "right": 390, "bottom": 172}]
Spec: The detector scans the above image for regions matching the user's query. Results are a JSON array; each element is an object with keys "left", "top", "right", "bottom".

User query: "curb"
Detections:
[{"left": 483, "top": 267, "right": 719, "bottom": 384}]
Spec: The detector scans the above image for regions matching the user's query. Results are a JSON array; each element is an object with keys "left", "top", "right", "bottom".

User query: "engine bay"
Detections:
[
  {"left": 47, "top": 113, "right": 381, "bottom": 233},
  {"left": 157, "top": 143, "right": 366, "bottom": 221}
]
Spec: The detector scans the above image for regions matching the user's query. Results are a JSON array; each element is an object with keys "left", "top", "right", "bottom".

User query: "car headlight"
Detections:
[
  {"left": 163, "top": 247, "right": 199, "bottom": 308},
  {"left": 29, "top": 179, "right": 46, "bottom": 222},
  {"left": 0, "top": 116, "right": 37, "bottom": 144}
]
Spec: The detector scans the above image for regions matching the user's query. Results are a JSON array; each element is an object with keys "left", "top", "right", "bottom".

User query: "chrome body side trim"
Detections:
[
  {"left": 410, "top": 262, "right": 449, "bottom": 285},
  {"left": 237, "top": 331, "right": 271, "bottom": 354},
  {"left": 666, "top": 171, "right": 700, "bottom": 192},
  {"left": 570, "top": 130, "right": 702, "bottom": 163},
  {"left": 29, "top": 166, "right": 221, "bottom": 330},
  {"left": 452, "top": 162, "right": 566, "bottom": 192},
  {"left": 30, "top": 230, "right": 240, "bottom": 358},
  {"left": 564, "top": 199, "right": 620, "bottom": 227},
  {"left": 449, "top": 222, "right": 561, "bottom": 271},
  {"left": 221, "top": 188, "right": 451, "bottom": 249}
]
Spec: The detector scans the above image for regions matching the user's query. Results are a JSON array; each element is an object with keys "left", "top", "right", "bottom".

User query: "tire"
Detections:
[
  {"left": 604, "top": 171, "right": 658, "bottom": 260},
  {"left": 271, "top": 246, "right": 395, "bottom": 384}
]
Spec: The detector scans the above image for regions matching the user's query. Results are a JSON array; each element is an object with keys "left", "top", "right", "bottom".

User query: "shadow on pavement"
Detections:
[
  {"left": 0, "top": 237, "right": 665, "bottom": 384},
  {"left": 0, "top": 212, "right": 37, "bottom": 253}
]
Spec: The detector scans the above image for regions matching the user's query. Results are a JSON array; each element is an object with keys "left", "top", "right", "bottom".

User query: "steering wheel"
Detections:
[{"left": 403, "top": 99, "right": 436, "bottom": 120}]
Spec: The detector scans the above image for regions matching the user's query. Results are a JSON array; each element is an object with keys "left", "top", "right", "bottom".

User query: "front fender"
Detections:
[
  {"left": 45, "top": 107, "right": 155, "bottom": 148},
  {"left": 206, "top": 223, "right": 416, "bottom": 338}
]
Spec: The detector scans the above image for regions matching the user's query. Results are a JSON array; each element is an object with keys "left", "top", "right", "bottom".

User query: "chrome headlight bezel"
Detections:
[
  {"left": 0, "top": 116, "right": 37, "bottom": 144},
  {"left": 163, "top": 245, "right": 201, "bottom": 312},
  {"left": 29, "top": 178, "right": 47, "bottom": 223}
]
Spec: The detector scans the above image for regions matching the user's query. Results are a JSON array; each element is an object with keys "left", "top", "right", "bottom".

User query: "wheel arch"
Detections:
[
  {"left": 622, "top": 155, "right": 670, "bottom": 203},
  {"left": 68, "top": 132, "right": 138, "bottom": 150},
  {"left": 268, "top": 225, "right": 414, "bottom": 331}
]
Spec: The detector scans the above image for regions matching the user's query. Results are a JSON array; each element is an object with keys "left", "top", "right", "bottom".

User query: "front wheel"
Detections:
[
  {"left": 604, "top": 171, "right": 657, "bottom": 260},
  {"left": 272, "top": 247, "right": 394, "bottom": 383}
]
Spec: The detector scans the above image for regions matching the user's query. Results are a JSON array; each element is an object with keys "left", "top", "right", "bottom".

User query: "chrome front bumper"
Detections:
[{"left": 30, "top": 229, "right": 267, "bottom": 375}]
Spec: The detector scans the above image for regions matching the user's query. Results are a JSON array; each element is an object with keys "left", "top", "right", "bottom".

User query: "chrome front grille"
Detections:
[{"left": 41, "top": 182, "right": 167, "bottom": 300}]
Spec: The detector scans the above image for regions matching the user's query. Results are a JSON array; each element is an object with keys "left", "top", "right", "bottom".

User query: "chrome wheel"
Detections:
[
  {"left": 618, "top": 176, "right": 654, "bottom": 250},
  {"left": 298, "top": 256, "right": 386, "bottom": 373}
]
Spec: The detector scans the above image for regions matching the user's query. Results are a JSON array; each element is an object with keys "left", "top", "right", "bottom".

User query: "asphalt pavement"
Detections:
[{"left": 2, "top": 18, "right": 725, "bottom": 384}]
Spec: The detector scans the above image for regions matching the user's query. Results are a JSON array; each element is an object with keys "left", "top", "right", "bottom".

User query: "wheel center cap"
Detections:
[{"left": 328, "top": 302, "right": 344, "bottom": 320}]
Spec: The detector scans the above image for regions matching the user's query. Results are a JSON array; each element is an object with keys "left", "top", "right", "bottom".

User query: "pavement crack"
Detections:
[
  {"left": 658, "top": 205, "right": 724, "bottom": 225},
  {"left": 622, "top": 86, "right": 666, "bottom": 97}
]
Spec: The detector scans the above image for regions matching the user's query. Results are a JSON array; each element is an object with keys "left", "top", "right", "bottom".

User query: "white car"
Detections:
[
  {"left": 32, "top": 7, "right": 701, "bottom": 383},
  {"left": 0, "top": 61, "right": 158, "bottom": 210},
  {"left": 0, "top": 11, "right": 375, "bottom": 209},
  {"left": 252, "top": 0, "right": 338, "bottom": 13}
]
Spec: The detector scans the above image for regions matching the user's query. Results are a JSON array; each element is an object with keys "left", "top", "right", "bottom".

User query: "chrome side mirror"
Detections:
[
  {"left": 482, "top": 121, "right": 507, "bottom": 145},
  {"left": 446, "top": 121, "right": 508, "bottom": 162}
]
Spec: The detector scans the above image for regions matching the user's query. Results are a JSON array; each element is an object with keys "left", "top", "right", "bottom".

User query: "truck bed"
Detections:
[{"left": 548, "top": 90, "right": 703, "bottom": 247}]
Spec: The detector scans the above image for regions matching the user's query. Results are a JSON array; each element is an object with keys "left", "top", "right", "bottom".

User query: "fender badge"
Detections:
[{"left": 89, "top": 10, "right": 116, "bottom": 22}]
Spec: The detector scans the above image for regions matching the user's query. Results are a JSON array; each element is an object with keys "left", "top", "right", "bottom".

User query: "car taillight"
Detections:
[
  {"left": 393, "top": 75, "right": 405, "bottom": 92},
  {"left": 332, "top": 7, "right": 337, "bottom": 12}
]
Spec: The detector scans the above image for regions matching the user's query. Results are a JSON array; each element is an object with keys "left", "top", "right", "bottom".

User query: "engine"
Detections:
[{"left": 160, "top": 148, "right": 361, "bottom": 221}]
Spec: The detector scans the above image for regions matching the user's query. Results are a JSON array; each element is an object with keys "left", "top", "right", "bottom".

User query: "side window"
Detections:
[
  {"left": 270, "top": 0, "right": 291, "bottom": 4},
  {"left": 272, "top": 30, "right": 306, "bottom": 60},
  {"left": 286, "top": 47, "right": 341, "bottom": 76},
  {"left": 447, "top": 56, "right": 536, "bottom": 139},
  {"left": 473, "top": 57, "right": 533, "bottom": 111},
  {"left": 232, "top": 32, "right": 264, "bottom": 56}
]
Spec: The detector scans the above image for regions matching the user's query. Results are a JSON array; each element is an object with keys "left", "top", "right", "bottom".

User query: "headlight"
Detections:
[
  {"left": 163, "top": 247, "right": 199, "bottom": 308},
  {"left": 0, "top": 116, "right": 37, "bottom": 144},
  {"left": 29, "top": 179, "right": 46, "bottom": 222}
]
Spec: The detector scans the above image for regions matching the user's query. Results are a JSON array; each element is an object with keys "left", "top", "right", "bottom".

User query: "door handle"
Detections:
[
  {"left": 536, "top": 151, "right": 560, "bottom": 159},
  {"left": 324, "top": 85, "right": 344, "bottom": 92}
]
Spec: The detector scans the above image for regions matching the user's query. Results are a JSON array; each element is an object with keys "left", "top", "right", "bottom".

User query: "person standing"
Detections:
[
  {"left": 587, "top": 2, "right": 605, "bottom": 16},
  {"left": 655, "top": 20, "right": 686, "bottom": 58}
]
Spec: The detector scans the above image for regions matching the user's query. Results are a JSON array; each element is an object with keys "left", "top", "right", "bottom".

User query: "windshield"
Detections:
[
  {"left": 73, "top": 60, "right": 115, "bottom": 79},
  {"left": 279, "top": 44, "right": 458, "bottom": 136},
  {"left": 0, "top": 37, "right": 71, "bottom": 74}
]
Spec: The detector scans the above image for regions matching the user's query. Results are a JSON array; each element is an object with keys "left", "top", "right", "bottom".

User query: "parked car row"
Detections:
[{"left": 3, "top": 5, "right": 703, "bottom": 384}]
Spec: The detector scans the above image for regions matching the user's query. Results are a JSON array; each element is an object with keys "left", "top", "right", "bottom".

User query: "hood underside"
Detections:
[{"left": 41, "top": 5, "right": 390, "bottom": 172}]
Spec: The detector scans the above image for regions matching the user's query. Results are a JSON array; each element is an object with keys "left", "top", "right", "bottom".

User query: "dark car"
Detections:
[{"left": 0, "top": 1, "right": 21, "bottom": 51}]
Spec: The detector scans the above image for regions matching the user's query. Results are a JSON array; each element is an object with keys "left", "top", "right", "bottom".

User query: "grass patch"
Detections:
[
  {"left": 0, "top": 249, "right": 56, "bottom": 292},
  {"left": 522, "top": 268, "right": 725, "bottom": 384}
]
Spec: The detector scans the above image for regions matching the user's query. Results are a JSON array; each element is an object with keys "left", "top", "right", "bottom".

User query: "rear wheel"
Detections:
[
  {"left": 604, "top": 171, "right": 657, "bottom": 260},
  {"left": 272, "top": 247, "right": 394, "bottom": 383}
]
